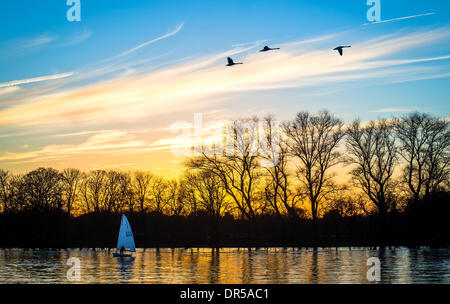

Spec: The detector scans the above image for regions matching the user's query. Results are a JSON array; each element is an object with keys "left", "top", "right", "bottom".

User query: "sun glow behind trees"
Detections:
[{"left": 0, "top": 111, "right": 448, "bottom": 221}]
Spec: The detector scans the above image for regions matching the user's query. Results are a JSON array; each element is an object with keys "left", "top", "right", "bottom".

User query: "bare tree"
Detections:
[
  {"left": 395, "top": 112, "right": 450, "bottom": 202},
  {"left": 60, "top": 168, "right": 81, "bottom": 216},
  {"left": 119, "top": 171, "right": 136, "bottom": 213},
  {"left": 184, "top": 170, "right": 229, "bottom": 218},
  {"left": 166, "top": 180, "right": 187, "bottom": 216},
  {"left": 19, "top": 168, "right": 63, "bottom": 212},
  {"left": 283, "top": 111, "right": 344, "bottom": 222},
  {"left": 133, "top": 171, "right": 153, "bottom": 213},
  {"left": 104, "top": 170, "right": 128, "bottom": 213},
  {"left": 326, "top": 194, "right": 359, "bottom": 218},
  {"left": 181, "top": 171, "right": 200, "bottom": 215},
  {"left": 0, "top": 169, "right": 10, "bottom": 213},
  {"left": 6, "top": 174, "right": 23, "bottom": 213},
  {"left": 260, "top": 115, "right": 303, "bottom": 218},
  {"left": 148, "top": 175, "right": 169, "bottom": 213},
  {"left": 346, "top": 120, "right": 398, "bottom": 216},
  {"left": 80, "top": 170, "right": 107, "bottom": 213},
  {"left": 187, "top": 117, "right": 263, "bottom": 219}
]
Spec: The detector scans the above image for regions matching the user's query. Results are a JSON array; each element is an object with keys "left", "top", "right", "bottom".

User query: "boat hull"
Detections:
[{"left": 112, "top": 253, "right": 133, "bottom": 258}]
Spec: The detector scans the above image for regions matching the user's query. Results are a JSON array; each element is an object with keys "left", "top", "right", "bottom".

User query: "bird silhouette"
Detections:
[
  {"left": 260, "top": 46, "right": 280, "bottom": 52},
  {"left": 226, "top": 57, "right": 243, "bottom": 66},
  {"left": 333, "top": 46, "right": 351, "bottom": 56}
]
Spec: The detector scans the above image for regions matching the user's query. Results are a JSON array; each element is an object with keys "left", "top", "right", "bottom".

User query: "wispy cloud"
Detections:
[
  {"left": 283, "top": 33, "right": 339, "bottom": 47},
  {"left": 7, "top": 30, "right": 91, "bottom": 54},
  {"left": 21, "top": 33, "right": 58, "bottom": 49},
  {"left": 371, "top": 107, "right": 419, "bottom": 113},
  {"left": 0, "top": 72, "right": 74, "bottom": 88},
  {"left": 2, "top": 26, "right": 450, "bottom": 171},
  {"left": 58, "top": 29, "right": 92, "bottom": 47},
  {"left": 0, "top": 130, "right": 146, "bottom": 163},
  {"left": 364, "top": 12, "right": 436, "bottom": 25},
  {"left": 0, "top": 119, "right": 229, "bottom": 163},
  {"left": 54, "top": 127, "right": 163, "bottom": 137},
  {"left": 108, "top": 22, "right": 184, "bottom": 61},
  {"left": 0, "top": 86, "right": 21, "bottom": 95},
  {"left": 0, "top": 33, "right": 58, "bottom": 58},
  {"left": 90, "top": 163, "right": 135, "bottom": 171},
  {"left": 1, "top": 27, "right": 449, "bottom": 130}
]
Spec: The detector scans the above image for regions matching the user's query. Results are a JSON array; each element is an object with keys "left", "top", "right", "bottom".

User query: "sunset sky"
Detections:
[{"left": 1, "top": 0, "right": 449, "bottom": 177}]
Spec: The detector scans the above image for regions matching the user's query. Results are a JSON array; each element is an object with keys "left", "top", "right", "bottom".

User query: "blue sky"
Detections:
[
  {"left": 2, "top": 0, "right": 449, "bottom": 83},
  {"left": 0, "top": 0, "right": 449, "bottom": 174}
]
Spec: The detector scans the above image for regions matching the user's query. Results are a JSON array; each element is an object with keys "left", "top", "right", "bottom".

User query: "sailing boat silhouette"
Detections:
[{"left": 113, "top": 214, "right": 136, "bottom": 259}]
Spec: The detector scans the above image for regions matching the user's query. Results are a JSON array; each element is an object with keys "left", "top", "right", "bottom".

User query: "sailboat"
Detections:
[{"left": 113, "top": 214, "right": 136, "bottom": 258}]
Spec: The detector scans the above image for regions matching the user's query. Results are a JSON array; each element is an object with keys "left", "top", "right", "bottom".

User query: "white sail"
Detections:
[{"left": 116, "top": 214, "right": 136, "bottom": 252}]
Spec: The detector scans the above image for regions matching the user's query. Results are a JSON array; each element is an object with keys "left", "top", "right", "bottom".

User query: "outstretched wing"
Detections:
[
  {"left": 227, "top": 57, "right": 233, "bottom": 65},
  {"left": 333, "top": 47, "right": 343, "bottom": 56}
]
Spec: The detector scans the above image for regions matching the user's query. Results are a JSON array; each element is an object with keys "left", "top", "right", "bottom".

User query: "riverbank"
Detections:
[
  {"left": 1, "top": 209, "right": 448, "bottom": 249},
  {"left": 1, "top": 240, "right": 448, "bottom": 250}
]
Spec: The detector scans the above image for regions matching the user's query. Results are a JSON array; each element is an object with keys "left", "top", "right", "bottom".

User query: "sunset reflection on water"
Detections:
[{"left": 0, "top": 247, "right": 449, "bottom": 284}]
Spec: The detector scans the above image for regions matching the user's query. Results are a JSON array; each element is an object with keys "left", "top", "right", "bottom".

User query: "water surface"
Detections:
[{"left": 0, "top": 247, "right": 448, "bottom": 284}]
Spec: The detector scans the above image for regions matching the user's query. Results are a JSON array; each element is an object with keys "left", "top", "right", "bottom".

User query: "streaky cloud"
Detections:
[
  {"left": 108, "top": 22, "right": 185, "bottom": 61},
  {"left": 0, "top": 130, "right": 146, "bottom": 163},
  {"left": 372, "top": 107, "right": 419, "bottom": 113},
  {"left": 0, "top": 86, "right": 20, "bottom": 95},
  {"left": 21, "top": 33, "right": 57, "bottom": 49},
  {"left": 1, "top": 27, "right": 449, "bottom": 129},
  {"left": 0, "top": 72, "right": 74, "bottom": 88},
  {"left": 364, "top": 12, "right": 436, "bottom": 25},
  {"left": 58, "top": 29, "right": 92, "bottom": 47}
]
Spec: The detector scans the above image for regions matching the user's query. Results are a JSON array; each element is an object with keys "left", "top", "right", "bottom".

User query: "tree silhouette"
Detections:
[
  {"left": 61, "top": 168, "right": 81, "bottom": 216},
  {"left": 166, "top": 180, "right": 186, "bottom": 216},
  {"left": 0, "top": 111, "right": 448, "bottom": 248},
  {"left": 80, "top": 170, "right": 107, "bottom": 213},
  {"left": 188, "top": 117, "right": 263, "bottom": 219},
  {"left": 19, "top": 168, "right": 62, "bottom": 212},
  {"left": 346, "top": 119, "right": 398, "bottom": 216},
  {"left": 261, "top": 115, "right": 303, "bottom": 218},
  {"left": 133, "top": 171, "right": 153, "bottom": 213},
  {"left": 148, "top": 174, "right": 170, "bottom": 213},
  {"left": 395, "top": 112, "right": 450, "bottom": 203},
  {"left": 0, "top": 169, "right": 10, "bottom": 213},
  {"left": 283, "top": 111, "right": 344, "bottom": 222},
  {"left": 183, "top": 170, "right": 230, "bottom": 218}
]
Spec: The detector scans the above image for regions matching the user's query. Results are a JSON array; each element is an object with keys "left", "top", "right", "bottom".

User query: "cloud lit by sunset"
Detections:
[{"left": 1, "top": 1, "right": 449, "bottom": 175}]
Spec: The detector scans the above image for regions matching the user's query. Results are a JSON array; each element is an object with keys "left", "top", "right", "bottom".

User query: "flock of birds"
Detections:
[{"left": 225, "top": 44, "right": 351, "bottom": 66}]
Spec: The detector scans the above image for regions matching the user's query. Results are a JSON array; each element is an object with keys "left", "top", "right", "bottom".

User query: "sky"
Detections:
[{"left": 0, "top": 0, "right": 449, "bottom": 176}]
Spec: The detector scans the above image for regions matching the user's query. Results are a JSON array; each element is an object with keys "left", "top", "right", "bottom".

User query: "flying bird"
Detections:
[
  {"left": 260, "top": 46, "right": 280, "bottom": 52},
  {"left": 226, "top": 57, "right": 243, "bottom": 66},
  {"left": 333, "top": 46, "right": 351, "bottom": 56}
]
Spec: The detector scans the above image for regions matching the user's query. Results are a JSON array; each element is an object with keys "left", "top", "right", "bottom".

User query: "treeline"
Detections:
[{"left": 0, "top": 111, "right": 448, "bottom": 248}]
